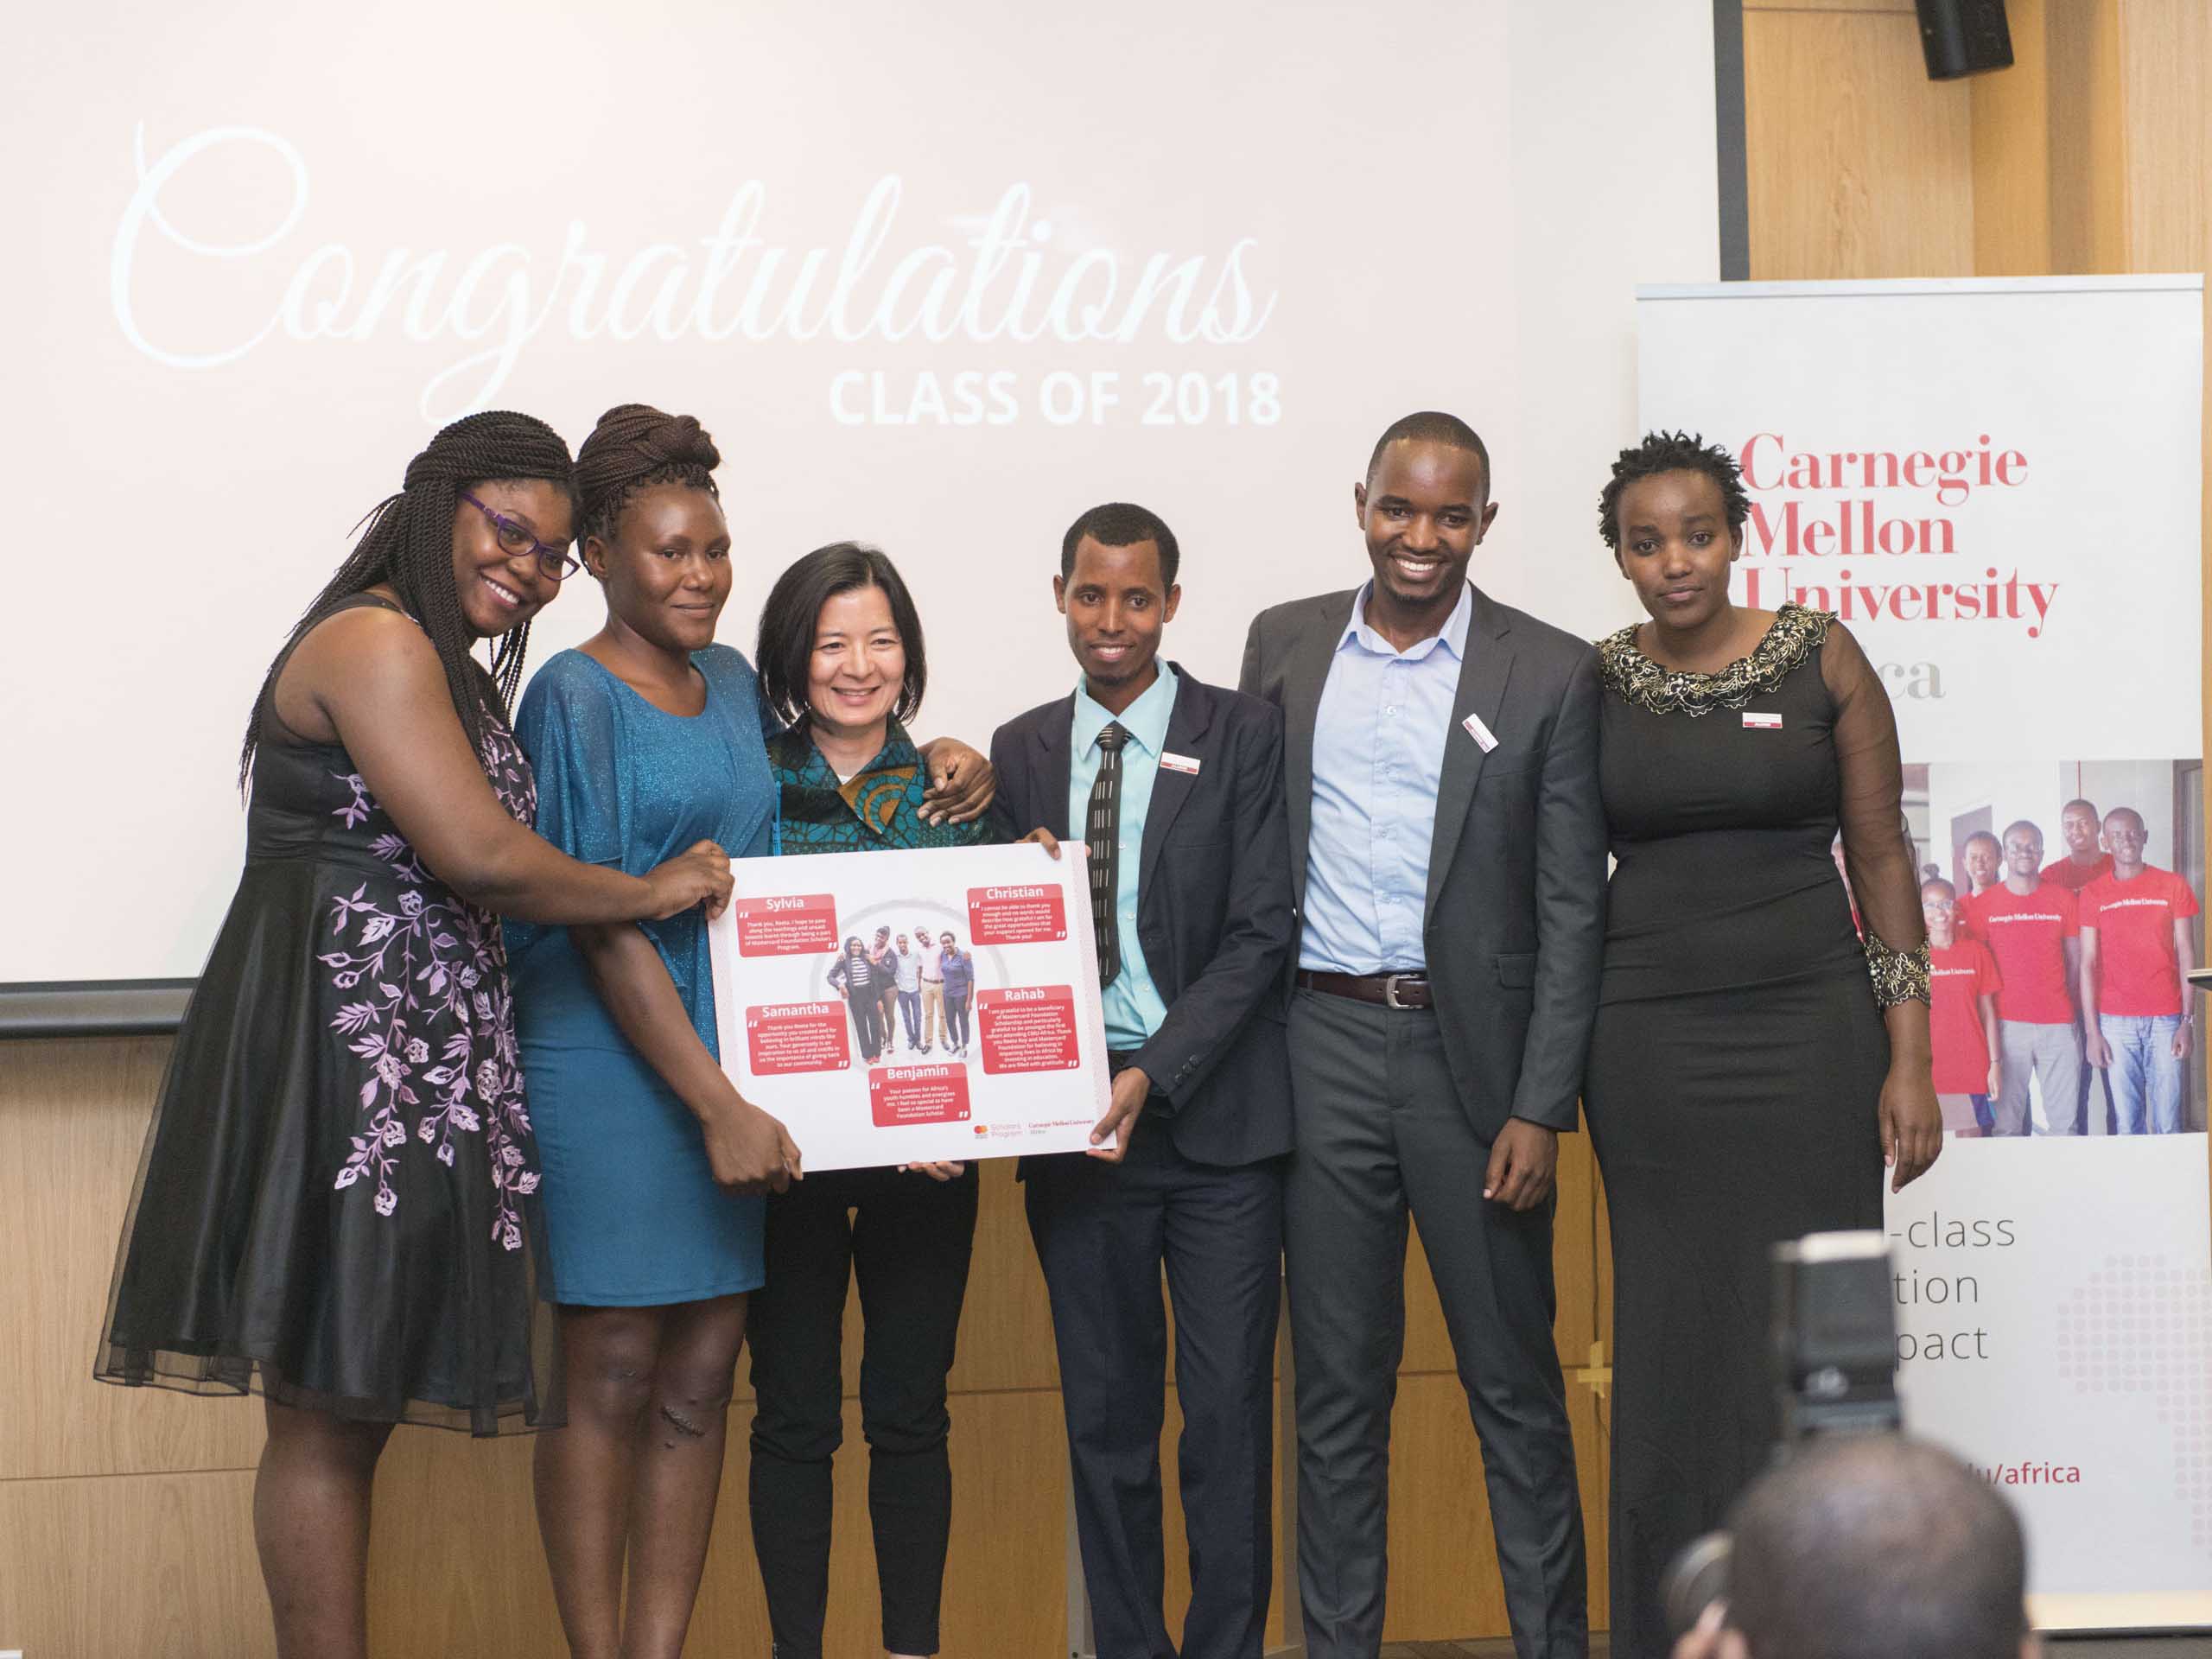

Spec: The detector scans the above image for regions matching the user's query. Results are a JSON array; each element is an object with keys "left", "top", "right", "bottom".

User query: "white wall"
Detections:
[{"left": 0, "top": 0, "right": 1720, "bottom": 982}]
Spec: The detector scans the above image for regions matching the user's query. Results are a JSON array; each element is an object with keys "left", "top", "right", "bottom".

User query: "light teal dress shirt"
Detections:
[
  {"left": 1069, "top": 663, "right": 1179, "bottom": 1050},
  {"left": 1300, "top": 581, "right": 1471, "bottom": 974}
]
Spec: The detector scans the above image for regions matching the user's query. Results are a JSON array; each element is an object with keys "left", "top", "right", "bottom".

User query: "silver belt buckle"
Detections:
[{"left": 1383, "top": 973, "right": 1412, "bottom": 1011}]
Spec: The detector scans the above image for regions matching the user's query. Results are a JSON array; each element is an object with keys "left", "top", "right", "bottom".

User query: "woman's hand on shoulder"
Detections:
[{"left": 917, "top": 737, "right": 995, "bottom": 825}]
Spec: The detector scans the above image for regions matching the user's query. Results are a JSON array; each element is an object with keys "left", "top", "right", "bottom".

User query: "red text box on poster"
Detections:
[
  {"left": 746, "top": 1003, "right": 852, "bottom": 1075},
  {"left": 868, "top": 1064, "right": 972, "bottom": 1127},
  {"left": 733, "top": 893, "right": 840, "bottom": 957},
  {"left": 976, "top": 986, "right": 1081, "bottom": 1075},
  {"left": 967, "top": 884, "right": 1067, "bottom": 946}
]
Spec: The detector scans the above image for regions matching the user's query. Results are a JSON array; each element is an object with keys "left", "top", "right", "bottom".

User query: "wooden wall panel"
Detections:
[
  {"left": 0, "top": 1471, "right": 274, "bottom": 1659},
  {"left": 945, "top": 1161, "right": 1063, "bottom": 1395},
  {"left": 1969, "top": 0, "right": 2055, "bottom": 272},
  {"left": 2117, "top": 0, "right": 2208, "bottom": 272},
  {"left": 0, "top": 1036, "right": 264, "bottom": 1483},
  {"left": 2045, "top": 0, "right": 2129, "bottom": 272},
  {"left": 1743, "top": 8, "right": 1976, "bottom": 280}
]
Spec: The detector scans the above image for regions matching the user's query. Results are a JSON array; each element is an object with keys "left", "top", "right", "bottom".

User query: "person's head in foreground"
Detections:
[{"left": 1675, "top": 1435, "right": 2033, "bottom": 1659}]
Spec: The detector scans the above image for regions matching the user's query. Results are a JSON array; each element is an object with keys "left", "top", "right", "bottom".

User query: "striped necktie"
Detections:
[{"left": 1087, "top": 722, "right": 1127, "bottom": 988}]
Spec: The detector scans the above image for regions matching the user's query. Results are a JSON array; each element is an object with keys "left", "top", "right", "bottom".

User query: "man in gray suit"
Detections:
[{"left": 1239, "top": 410, "right": 1605, "bottom": 1659}]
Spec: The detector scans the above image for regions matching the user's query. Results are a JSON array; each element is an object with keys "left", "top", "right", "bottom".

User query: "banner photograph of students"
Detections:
[{"left": 1911, "top": 757, "right": 2207, "bottom": 1138}]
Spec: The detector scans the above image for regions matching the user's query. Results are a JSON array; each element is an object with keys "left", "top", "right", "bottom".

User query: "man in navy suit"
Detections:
[{"left": 992, "top": 502, "right": 1295, "bottom": 1659}]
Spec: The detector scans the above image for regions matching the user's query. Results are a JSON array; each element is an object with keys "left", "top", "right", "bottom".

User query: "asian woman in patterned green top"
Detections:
[{"left": 743, "top": 541, "right": 999, "bottom": 1659}]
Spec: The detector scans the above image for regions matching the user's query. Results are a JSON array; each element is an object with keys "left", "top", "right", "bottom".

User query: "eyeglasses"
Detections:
[{"left": 460, "top": 491, "right": 580, "bottom": 580}]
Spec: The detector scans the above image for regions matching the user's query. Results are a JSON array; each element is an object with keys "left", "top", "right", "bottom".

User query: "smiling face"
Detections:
[
  {"left": 1963, "top": 834, "right": 2001, "bottom": 890},
  {"left": 1922, "top": 880, "right": 1958, "bottom": 948},
  {"left": 1354, "top": 439, "right": 1495, "bottom": 613},
  {"left": 450, "top": 478, "right": 572, "bottom": 639},
  {"left": 1055, "top": 535, "right": 1179, "bottom": 706},
  {"left": 805, "top": 582, "right": 906, "bottom": 746},
  {"left": 2002, "top": 823, "right": 2044, "bottom": 881},
  {"left": 2060, "top": 800, "right": 2101, "bottom": 858},
  {"left": 2103, "top": 809, "right": 2147, "bottom": 873},
  {"left": 586, "top": 481, "right": 731, "bottom": 657},
  {"left": 1612, "top": 468, "right": 1740, "bottom": 632}
]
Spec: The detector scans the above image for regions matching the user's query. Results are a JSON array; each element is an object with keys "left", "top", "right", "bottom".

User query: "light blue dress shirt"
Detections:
[
  {"left": 1070, "top": 663, "right": 1179, "bottom": 1049},
  {"left": 1300, "top": 582, "right": 1472, "bottom": 975}
]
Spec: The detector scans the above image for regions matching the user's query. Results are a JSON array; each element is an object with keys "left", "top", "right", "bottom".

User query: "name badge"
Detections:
[
  {"left": 1461, "top": 711, "right": 1499, "bottom": 753},
  {"left": 1743, "top": 711, "right": 1783, "bottom": 730},
  {"left": 1160, "top": 752, "right": 1202, "bottom": 775}
]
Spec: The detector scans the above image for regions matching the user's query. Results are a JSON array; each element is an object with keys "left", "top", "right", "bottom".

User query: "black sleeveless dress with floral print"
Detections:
[{"left": 97, "top": 595, "right": 556, "bottom": 1434}]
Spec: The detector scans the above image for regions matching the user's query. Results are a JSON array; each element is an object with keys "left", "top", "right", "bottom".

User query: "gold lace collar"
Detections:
[{"left": 1595, "top": 602, "right": 1833, "bottom": 716}]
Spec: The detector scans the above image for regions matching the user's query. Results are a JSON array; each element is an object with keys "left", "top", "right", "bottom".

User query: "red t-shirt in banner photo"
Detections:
[
  {"left": 2080, "top": 866, "right": 2200, "bottom": 1019},
  {"left": 2041, "top": 853, "right": 2113, "bottom": 893},
  {"left": 1929, "top": 937, "right": 2003, "bottom": 1095},
  {"left": 1955, "top": 886, "right": 1996, "bottom": 941},
  {"left": 1974, "top": 882, "right": 2081, "bottom": 1025}
]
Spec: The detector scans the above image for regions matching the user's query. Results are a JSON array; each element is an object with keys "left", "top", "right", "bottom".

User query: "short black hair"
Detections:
[
  {"left": 1728, "top": 1438, "right": 2027, "bottom": 1659},
  {"left": 1922, "top": 875, "right": 1956, "bottom": 899},
  {"left": 1599, "top": 430, "right": 1751, "bottom": 550},
  {"left": 1061, "top": 502, "right": 1180, "bottom": 588},
  {"left": 755, "top": 542, "right": 928, "bottom": 731},
  {"left": 1366, "top": 411, "right": 1491, "bottom": 491}
]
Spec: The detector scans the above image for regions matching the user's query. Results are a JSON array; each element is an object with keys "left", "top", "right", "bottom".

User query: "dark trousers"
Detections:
[
  {"left": 846, "top": 992, "right": 884, "bottom": 1061},
  {"left": 747, "top": 1163, "right": 980, "bottom": 1657},
  {"left": 1026, "top": 1114, "right": 1286, "bottom": 1659},
  {"left": 898, "top": 988, "right": 923, "bottom": 1046},
  {"left": 944, "top": 994, "right": 972, "bottom": 1050},
  {"left": 1284, "top": 989, "right": 1586, "bottom": 1659}
]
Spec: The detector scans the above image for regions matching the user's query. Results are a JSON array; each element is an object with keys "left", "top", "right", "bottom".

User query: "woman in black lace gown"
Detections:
[
  {"left": 96, "top": 412, "right": 734, "bottom": 1659},
  {"left": 1582, "top": 433, "right": 1942, "bottom": 1658}
]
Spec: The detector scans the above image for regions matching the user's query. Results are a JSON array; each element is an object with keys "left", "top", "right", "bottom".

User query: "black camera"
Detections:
[{"left": 1659, "top": 1230, "right": 1902, "bottom": 1642}]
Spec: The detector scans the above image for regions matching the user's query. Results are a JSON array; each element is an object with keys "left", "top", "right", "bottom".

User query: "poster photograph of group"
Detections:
[
  {"left": 707, "top": 841, "right": 1111, "bottom": 1171},
  {"left": 1908, "top": 757, "right": 2206, "bottom": 1138}
]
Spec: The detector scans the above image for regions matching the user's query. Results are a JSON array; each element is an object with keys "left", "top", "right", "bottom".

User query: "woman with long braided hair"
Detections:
[
  {"left": 509, "top": 404, "right": 997, "bottom": 1659},
  {"left": 96, "top": 410, "right": 736, "bottom": 1659}
]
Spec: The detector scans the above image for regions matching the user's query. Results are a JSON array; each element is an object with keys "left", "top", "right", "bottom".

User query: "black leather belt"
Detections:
[{"left": 1295, "top": 969, "right": 1433, "bottom": 1011}]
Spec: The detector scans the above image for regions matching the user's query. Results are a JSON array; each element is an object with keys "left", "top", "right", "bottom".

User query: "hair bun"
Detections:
[
  {"left": 575, "top": 404, "right": 721, "bottom": 532},
  {"left": 639, "top": 410, "right": 720, "bottom": 471}
]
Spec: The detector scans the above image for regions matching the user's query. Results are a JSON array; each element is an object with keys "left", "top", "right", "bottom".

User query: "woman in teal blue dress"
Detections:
[{"left": 508, "top": 409, "right": 995, "bottom": 1659}]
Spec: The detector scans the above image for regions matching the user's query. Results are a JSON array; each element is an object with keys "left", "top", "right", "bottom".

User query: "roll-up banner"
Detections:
[{"left": 1637, "top": 277, "right": 2211, "bottom": 1630}]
